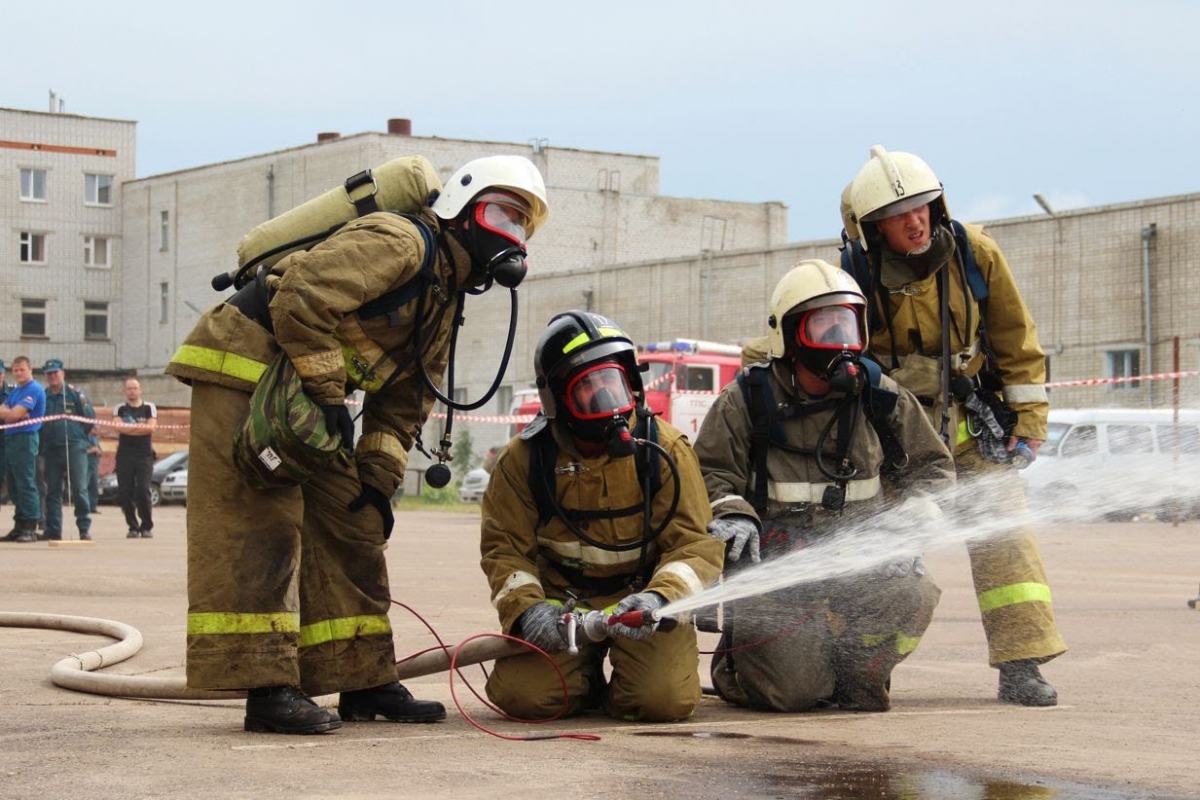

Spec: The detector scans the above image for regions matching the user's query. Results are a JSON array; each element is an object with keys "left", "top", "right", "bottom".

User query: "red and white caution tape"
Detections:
[{"left": 1044, "top": 370, "right": 1200, "bottom": 389}]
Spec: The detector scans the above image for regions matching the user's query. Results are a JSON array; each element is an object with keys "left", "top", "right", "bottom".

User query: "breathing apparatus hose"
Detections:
[{"left": 545, "top": 435, "right": 682, "bottom": 554}]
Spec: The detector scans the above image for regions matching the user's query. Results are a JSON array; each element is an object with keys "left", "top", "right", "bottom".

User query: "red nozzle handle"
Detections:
[{"left": 607, "top": 610, "right": 678, "bottom": 631}]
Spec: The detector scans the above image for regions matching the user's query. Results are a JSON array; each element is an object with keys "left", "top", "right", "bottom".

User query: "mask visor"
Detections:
[{"left": 565, "top": 364, "right": 636, "bottom": 420}]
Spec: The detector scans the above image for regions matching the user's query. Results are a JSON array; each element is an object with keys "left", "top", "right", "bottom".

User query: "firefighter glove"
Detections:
[
  {"left": 708, "top": 516, "right": 761, "bottom": 563},
  {"left": 608, "top": 592, "right": 666, "bottom": 641},
  {"left": 516, "top": 603, "right": 569, "bottom": 652},
  {"left": 322, "top": 404, "right": 355, "bottom": 451},
  {"left": 349, "top": 485, "right": 394, "bottom": 540}
]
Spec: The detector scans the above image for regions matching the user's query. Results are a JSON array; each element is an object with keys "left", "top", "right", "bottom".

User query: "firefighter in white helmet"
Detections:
[
  {"left": 843, "top": 145, "right": 1066, "bottom": 706},
  {"left": 167, "top": 155, "right": 548, "bottom": 734},
  {"left": 693, "top": 260, "right": 954, "bottom": 712}
]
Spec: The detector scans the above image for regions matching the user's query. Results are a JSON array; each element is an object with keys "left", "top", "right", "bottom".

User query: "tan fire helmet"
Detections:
[
  {"left": 766, "top": 259, "right": 868, "bottom": 360},
  {"left": 839, "top": 181, "right": 859, "bottom": 243},
  {"left": 848, "top": 145, "right": 949, "bottom": 249}
]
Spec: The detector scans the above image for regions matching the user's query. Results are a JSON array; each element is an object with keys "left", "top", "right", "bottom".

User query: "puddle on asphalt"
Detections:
[{"left": 632, "top": 731, "right": 1161, "bottom": 798}]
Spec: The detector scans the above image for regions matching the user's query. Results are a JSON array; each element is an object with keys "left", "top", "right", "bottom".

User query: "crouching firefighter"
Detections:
[
  {"left": 479, "top": 311, "right": 724, "bottom": 722},
  {"left": 166, "top": 155, "right": 549, "bottom": 734},
  {"left": 693, "top": 260, "right": 955, "bottom": 712}
]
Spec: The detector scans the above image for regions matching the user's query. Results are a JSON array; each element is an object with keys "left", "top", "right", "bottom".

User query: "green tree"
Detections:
[{"left": 451, "top": 426, "right": 480, "bottom": 475}]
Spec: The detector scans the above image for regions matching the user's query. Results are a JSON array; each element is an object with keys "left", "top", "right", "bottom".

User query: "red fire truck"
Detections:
[{"left": 511, "top": 339, "right": 744, "bottom": 436}]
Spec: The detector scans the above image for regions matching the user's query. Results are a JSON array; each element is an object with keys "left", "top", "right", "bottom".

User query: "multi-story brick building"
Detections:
[{"left": 1, "top": 105, "right": 135, "bottom": 383}]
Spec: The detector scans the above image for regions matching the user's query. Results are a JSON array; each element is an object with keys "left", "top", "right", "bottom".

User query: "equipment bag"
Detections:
[{"left": 233, "top": 351, "right": 349, "bottom": 491}]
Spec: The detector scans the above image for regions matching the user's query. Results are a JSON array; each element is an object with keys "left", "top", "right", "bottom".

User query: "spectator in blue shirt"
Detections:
[{"left": 0, "top": 357, "right": 46, "bottom": 542}]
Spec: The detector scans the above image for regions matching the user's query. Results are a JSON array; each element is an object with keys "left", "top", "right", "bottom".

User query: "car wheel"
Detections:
[{"left": 150, "top": 483, "right": 162, "bottom": 507}]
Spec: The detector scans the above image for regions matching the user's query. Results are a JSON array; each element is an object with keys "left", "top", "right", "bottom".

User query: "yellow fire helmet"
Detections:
[
  {"left": 767, "top": 259, "right": 868, "bottom": 360},
  {"left": 848, "top": 145, "right": 949, "bottom": 250}
]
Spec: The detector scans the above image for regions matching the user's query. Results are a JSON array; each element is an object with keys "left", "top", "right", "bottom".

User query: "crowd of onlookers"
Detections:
[{"left": 0, "top": 357, "right": 157, "bottom": 542}]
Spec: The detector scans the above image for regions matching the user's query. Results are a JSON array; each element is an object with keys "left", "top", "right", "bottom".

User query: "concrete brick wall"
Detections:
[{"left": 434, "top": 194, "right": 1200, "bottom": 461}]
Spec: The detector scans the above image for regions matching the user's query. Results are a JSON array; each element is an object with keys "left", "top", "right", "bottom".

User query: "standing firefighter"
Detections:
[
  {"left": 167, "top": 155, "right": 549, "bottom": 734},
  {"left": 842, "top": 145, "right": 1066, "bottom": 705},
  {"left": 694, "top": 261, "right": 953, "bottom": 712},
  {"left": 480, "top": 311, "right": 723, "bottom": 722}
]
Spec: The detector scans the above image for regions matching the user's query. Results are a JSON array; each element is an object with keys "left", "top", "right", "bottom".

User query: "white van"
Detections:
[{"left": 1021, "top": 408, "right": 1200, "bottom": 519}]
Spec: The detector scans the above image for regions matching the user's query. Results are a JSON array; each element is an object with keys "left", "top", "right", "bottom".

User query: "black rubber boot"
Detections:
[
  {"left": 998, "top": 660, "right": 1058, "bottom": 707},
  {"left": 9, "top": 521, "right": 38, "bottom": 543},
  {"left": 243, "top": 686, "right": 343, "bottom": 734},
  {"left": 338, "top": 682, "right": 446, "bottom": 723}
]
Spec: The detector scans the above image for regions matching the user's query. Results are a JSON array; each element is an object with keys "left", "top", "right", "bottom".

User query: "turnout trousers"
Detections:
[
  {"left": 956, "top": 447, "right": 1067, "bottom": 665},
  {"left": 185, "top": 381, "right": 398, "bottom": 696},
  {"left": 486, "top": 617, "right": 703, "bottom": 723},
  {"left": 711, "top": 569, "right": 941, "bottom": 712}
]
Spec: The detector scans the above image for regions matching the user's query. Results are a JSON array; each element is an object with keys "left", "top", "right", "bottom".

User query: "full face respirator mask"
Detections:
[
  {"left": 562, "top": 363, "right": 639, "bottom": 457},
  {"left": 791, "top": 305, "right": 867, "bottom": 394},
  {"left": 462, "top": 191, "right": 533, "bottom": 288}
]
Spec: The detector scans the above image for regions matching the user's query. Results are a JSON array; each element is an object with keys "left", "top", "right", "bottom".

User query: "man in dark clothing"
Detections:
[
  {"left": 40, "top": 360, "right": 96, "bottom": 541},
  {"left": 114, "top": 377, "right": 157, "bottom": 538}
]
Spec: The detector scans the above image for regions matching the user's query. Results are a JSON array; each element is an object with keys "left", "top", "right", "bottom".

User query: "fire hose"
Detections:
[{"left": 0, "top": 608, "right": 675, "bottom": 701}]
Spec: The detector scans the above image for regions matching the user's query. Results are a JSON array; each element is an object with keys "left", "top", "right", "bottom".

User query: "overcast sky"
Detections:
[{"left": 6, "top": 1, "right": 1198, "bottom": 242}]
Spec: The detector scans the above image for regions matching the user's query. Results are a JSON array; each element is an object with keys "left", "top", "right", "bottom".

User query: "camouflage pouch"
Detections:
[{"left": 233, "top": 351, "right": 347, "bottom": 491}]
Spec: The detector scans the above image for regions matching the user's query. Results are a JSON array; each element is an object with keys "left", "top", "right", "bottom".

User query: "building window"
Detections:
[
  {"left": 497, "top": 385, "right": 513, "bottom": 417},
  {"left": 85, "top": 173, "right": 113, "bottom": 205},
  {"left": 160, "top": 282, "right": 170, "bottom": 323},
  {"left": 21, "top": 299, "right": 47, "bottom": 337},
  {"left": 84, "top": 301, "right": 110, "bottom": 340},
  {"left": 20, "top": 232, "right": 47, "bottom": 264},
  {"left": 160, "top": 210, "right": 170, "bottom": 251},
  {"left": 1106, "top": 349, "right": 1140, "bottom": 391},
  {"left": 84, "top": 236, "right": 110, "bottom": 267},
  {"left": 20, "top": 168, "right": 47, "bottom": 201}
]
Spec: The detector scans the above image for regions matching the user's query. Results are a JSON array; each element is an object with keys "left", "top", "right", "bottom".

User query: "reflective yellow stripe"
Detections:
[
  {"left": 562, "top": 326, "right": 625, "bottom": 355},
  {"left": 895, "top": 632, "right": 922, "bottom": 655},
  {"left": 562, "top": 332, "right": 590, "bottom": 354},
  {"left": 859, "top": 631, "right": 922, "bottom": 655},
  {"left": 297, "top": 614, "right": 392, "bottom": 649},
  {"left": 187, "top": 612, "right": 299, "bottom": 636},
  {"left": 956, "top": 419, "right": 971, "bottom": 445},
  {"left": 173, "top": 344, "right": 269, "bottom": 384},
  {"left": 978, "top": 582, "right": 1052, "bottom": 613}
]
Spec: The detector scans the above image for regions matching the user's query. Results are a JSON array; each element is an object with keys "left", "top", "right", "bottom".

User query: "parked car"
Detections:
[
  {"left": 1021, "top": 408, "right": 1200, "bottom": 520},
  {"left": 160, "top": 469, "right": 189, "bottom": 505},
  {"left": 458, "top": 468, "right": 490, "bottom": 503},
  {"left": 98, "top": 450, "right": 189, "bottom": 507}
]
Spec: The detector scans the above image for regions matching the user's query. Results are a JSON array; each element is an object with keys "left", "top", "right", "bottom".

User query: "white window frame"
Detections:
[
  {"left": 85, "top": 173, "right": 114, "bottom": 206},
  {"left": 1106, "top": 349, "right": 1141, "bottom": 391},
  {"left": 21, "top": 299, "right": 48, "bottom": 338},
  {"left": 20, "top": 232, "right": 47, "bottom": 264},
  {"left": 84, "top": 235, "right": 110, "bottom": 268},
  {"left": 84, "top": 301, "right": 110, "bottom": 340},
  {"left": 20, "top": 168, "right": 47, "bottom": 202}
]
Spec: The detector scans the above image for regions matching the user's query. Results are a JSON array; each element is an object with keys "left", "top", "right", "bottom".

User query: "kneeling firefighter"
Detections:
[
  {"left": 693, "top": 260, "right": 954, "bottom": 712},
  {"left": 479, "top": 311, "right": 724, "bottom": 722},
  {"left": 167, "top": 154, "right": 549, "bottom": 734}
]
